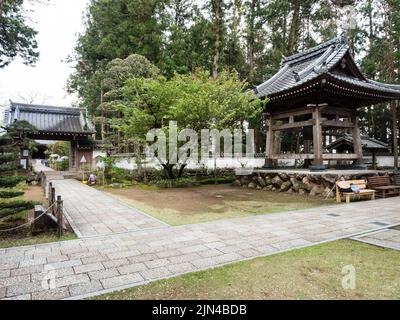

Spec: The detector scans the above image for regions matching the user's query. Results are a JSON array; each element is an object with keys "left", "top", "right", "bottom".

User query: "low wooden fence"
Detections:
[{"left": 37, "top": 172, "right": 65, "bottom": 237}]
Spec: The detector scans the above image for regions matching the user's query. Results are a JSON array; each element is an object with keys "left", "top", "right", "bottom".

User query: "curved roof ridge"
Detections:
[
  {"left": 281, "top": 36, "right": 342, "bottom": 65},
  {"left": 366, "top": 79, "right": 400, "bottom": 90},
  {"left": 10, "top": 102, "right": 83, "bottom": 112},
  {"left": 255, "top": 64, "right": 290, "bottom": 94}
]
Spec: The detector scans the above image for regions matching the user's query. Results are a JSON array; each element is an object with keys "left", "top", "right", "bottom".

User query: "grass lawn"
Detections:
[
  {"left": 0, "top": 184, "right": 77, "bottom": 248},
  {"left": 100, "top": 184, "right": 333, "bottom": 225},
  {"left": 94, "top": 240, "right": 400, "bottom": 300}
]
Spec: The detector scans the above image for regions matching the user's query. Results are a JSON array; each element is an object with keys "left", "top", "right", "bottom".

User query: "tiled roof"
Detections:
[
  {"left": 328, "top": 73, "right": 400, "bottom": 95},
  {"left": 327, "top": 134, "right": 389, "bottom": 151},
  {"left": 4, "top": 102, "right": 95, "bottom": 134},
  {"left": 255, "top": 36, "right": 400, "bottom": 99}
]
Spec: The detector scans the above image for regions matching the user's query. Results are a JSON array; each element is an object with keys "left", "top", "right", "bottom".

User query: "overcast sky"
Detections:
[{"left": 0, "top": 0, "right": 89, "bottom": 119}]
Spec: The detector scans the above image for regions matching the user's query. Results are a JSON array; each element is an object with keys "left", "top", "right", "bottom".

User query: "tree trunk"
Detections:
[
  {"left": 247, "top": 0, "right": 256, "bottom": 84},
  {"left": 287, "top": 0, "right": 301, "bottom": 55},
  {"left": 212, "top": 0, "right": 222, "bottom": 79},
  {"left": 367, "top": 0, "right": 374, "bottom": 49},
  {"left": 100, "top": 89, "right": 106, "bottom": 142}
]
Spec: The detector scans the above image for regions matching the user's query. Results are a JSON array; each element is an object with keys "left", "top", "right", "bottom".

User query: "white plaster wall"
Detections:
[{"left": 95, "top": 155, "right": 399, "bottom": 170}]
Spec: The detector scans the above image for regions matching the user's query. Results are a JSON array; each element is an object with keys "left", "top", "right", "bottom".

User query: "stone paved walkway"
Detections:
[
  {"left": 1, "top": 197, "right": 399, "bottom": 300},
  {"left": 32, "top": 159, "right": 54, "bottom": 172},
  {"left": 352, "top": 229, "right": 400, "bottom": 250},
  {"left": 33, "top": 162, "right": 167, "bottom": 237},
  {"left": 51, "top": 179, "right": 168, "bottom": 237}
]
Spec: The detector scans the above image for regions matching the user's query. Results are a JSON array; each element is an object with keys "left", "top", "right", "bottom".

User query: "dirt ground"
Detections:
[
  {"left": 23, "top": 185, "right": 47, "bottom": 203},
  {"left": 103, "top": 184, "right": 333, "bottom": 225}
]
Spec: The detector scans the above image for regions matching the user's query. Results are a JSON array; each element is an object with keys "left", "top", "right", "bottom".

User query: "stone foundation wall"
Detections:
[{"left": 234, "top": 171, "right": 395, "bottom": 198}]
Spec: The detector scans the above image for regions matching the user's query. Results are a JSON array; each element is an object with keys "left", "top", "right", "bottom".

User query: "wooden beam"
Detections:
[
  {"left": 269, "top": 154, "right": 315, "bottom": 160},
  {"left": 271, "top": 108, "right": 313, "bottom": 120},
  {"left": 272, "top": 120, "right": 315, "bottom": 131},
  {"left": 321, "top": 120, "right": 354, "bottom": 128},
  {"left": 319, "top": 106, "right": 353, "bottom": 117},
  {"left": 322, "top": 153, "right": 359, "bottom": 160}
]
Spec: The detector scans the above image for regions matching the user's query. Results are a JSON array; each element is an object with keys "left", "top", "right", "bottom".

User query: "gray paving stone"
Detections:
[
  {"left": 106, "top": 249, "right": 141, "bottom": 260},
  {"left": 10, "top": 264, "right": 44, "bottom": 277},
  {"left": 0, "top": 274, "right": 30, "bottom": 287},
  {"left": 156, "top": 250, "right": 181, "bottom": 259},
  {"left": 205, "top": 241, "right": 230, "bottom": 249},
  {"left": 3, "top": 293, "right": 31, "bottom": 300},
  {"left": 19, "top": 258, "right": 46, "bottom": 268},
  {"left": 167, "top": 263, "right": 195, "bottom": 274},
  {"left": 6, "top": 280, "right": 44, "bottom": 297},
  {"left": 31, "top": 287, "right": 70, "bottom": 300},
  {"left": 128, "top": 253, "right": 158, "bottom": 264},
  {"left": 56, "top": 274, "right": 90, "bottom": 288},
  {"left": 237, "top": 248, "right": 261, "bottom": 258},
  {"left": 50, "top": 259, "right": 82, "bottom": 270},
  {"left": 179, "top": 245, "right": 209, "bottom": 254},
  {"left": 102, "top": 258, "right": 130, "bottom": 269},
  {"left": 101, "top": 273, "right": 144, "bottom": 289},
  {"left": 31, "top": 266, "right": 75, "bottom": 283},
  {"left": 0, "top": 270, "right": 11, "bottom": 278},
  {"left": 191, "top": 253, "right": 243, "bottom": 269},
  {"left": 218, "top": 245, "right": 244, "bottom": 254},
  {"left": 0, "top": 287, "right": 5, "bottom": 299},
  {"left": 197, "top": 249, "right": 222, "bottom": 258},
  {"left": 81, "top": 254, "right": 109, "bottom": 264},
  {"left": 144, "top": 259, "right": 170, "bottom": 269},
  {"left": 252, "top": 245, "right": 275, "bottom": 254},
  {"left": 47, "top": 255, "right": 69, "bottom": 264},
  {"left": 140, "top": 267, "right": 172, "bottom": 280},
  {"left": 74, "top": 262, "right": 104, "bottom": 274},
  {"left": 168, "top": 253, "right": 201, "bottom": 264},
  {"left": 118, "top": 263, "right": 148, "bottom": 275},
  {"left": 69, "top": 280, "right": 103, "bottom": 296},
  {"left": 88, "top": 268, "right": 120, "bottom": 281}
]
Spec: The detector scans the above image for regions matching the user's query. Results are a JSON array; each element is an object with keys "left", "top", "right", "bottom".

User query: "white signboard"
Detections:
[
  {"left": 20, "top": 159, "right": 27, "bottom": 169},
  {"left": 80, "top": 155, "right": 87, "bottom": 164}
]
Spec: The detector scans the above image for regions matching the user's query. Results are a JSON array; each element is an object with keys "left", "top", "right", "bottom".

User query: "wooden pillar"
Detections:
[
  {"left": 69, "top": 141, "right": 77, "bottom": 171},
  {"left": 57, "top": 195, "right": 64, "bottom": 238},
  {"left": 372, "top": 150, "right": 376, "bottom": 170},
  {"left": 264, "top": 114, "right": 274, "bottom": 168},
  {"left": 351, "top": 111, "right": 364, "bottom": 166},
  {"left": 312, "top": 106, "right": 323, "bottom": 167},
  {"left": 391, "top": 101, "right": 398, "bottom": 171}
]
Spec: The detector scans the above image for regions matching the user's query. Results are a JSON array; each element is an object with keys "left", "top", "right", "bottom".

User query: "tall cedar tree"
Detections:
[{"left": 70, "top": 0, "right": 400, "bottom": 154}]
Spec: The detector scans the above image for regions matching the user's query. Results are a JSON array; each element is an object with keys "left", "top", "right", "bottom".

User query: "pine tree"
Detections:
[{"left": 0, "top": 121, "right": 35, "bottom": 220}]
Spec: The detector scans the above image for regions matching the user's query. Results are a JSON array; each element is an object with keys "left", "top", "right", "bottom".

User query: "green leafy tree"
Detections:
[
  {"left": 0, "top": 121, "right": 36, "bottom": 220},
  {"left": 46, "top": 141, "right": 70, "bottom": 157},
  {"left": 113, "top": 70, "right": 262, "bottom": 178},
  {"left": 0, "top": 0, "right": 39, "bottom": 68}
]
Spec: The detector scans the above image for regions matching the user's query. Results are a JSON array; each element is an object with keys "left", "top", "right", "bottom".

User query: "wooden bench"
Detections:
[
  {"left": 336, "top": 180, "right": 376, "bottom": 204},
  {"left": 367, "top": 175, "right": 400, "bottom": 198},
  {"left": 393, "top": 175, "right": 400, "bottom": 186}
]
